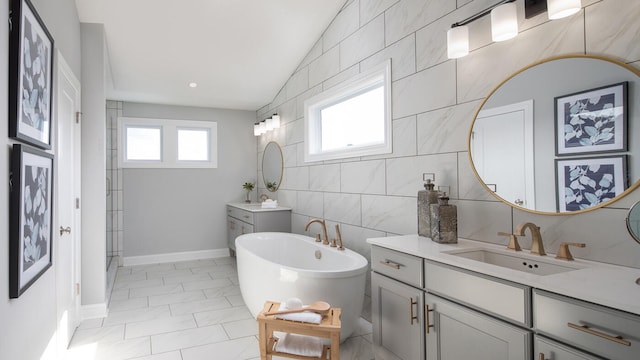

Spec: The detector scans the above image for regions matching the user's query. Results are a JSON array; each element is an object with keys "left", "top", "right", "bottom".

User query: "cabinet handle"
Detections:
[
  {"left": 243, "top": 215, "right": 250, "bottom": 219},
  {"left": 425, "top": 304, "right": 434, "bottom": 334},
  {"left": 380, "top": 259, "right": 402, "bottom": 269},
  {"left": 409, "top": 298, "right": 418, "bottom": 325},
  {"left": 567, "top": 322, "right": 631, "bottom": 346}
]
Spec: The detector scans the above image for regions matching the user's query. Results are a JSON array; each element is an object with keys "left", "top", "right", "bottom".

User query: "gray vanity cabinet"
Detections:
[
  {"left": 371, "top": 272, "right": 425, "bottom": 360},
  {"left": 425, "top": 292, "right": 532, "bottom": 360},
  {"left": 226, "top": 204, "right": 291, "bottom": 254},
  {"left": 535, "top": 335, "right": 603, "bottom": 360},
  {"left": 371, "top": 246, "right": 425, "bottom": 360}
]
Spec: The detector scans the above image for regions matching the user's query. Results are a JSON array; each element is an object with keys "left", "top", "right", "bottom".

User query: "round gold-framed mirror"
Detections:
[
  {"left": 626, "top": 201, "right": 640, "bottom": 244},
  {"left": 468, "top": 54, "right": 640, "bottom": 215},
  {"left": 262, "top": 141, "right": 283, "bottom": 192}
]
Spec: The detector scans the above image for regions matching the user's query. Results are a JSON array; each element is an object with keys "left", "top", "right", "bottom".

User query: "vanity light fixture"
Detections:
[
  {"left": 447, "top": 0, "right": 517, "bottom": 59},
  {"left": 491, "top": 2, "right": 518, "bottom": 42},
  {"left": 547, "top": 0, "right": 581, "bottom": 19},
  {"left": 253, "top": 114, "right": 281, "bottom": 136},
  {"left": 447, "top": 0, "right": 582, "bottom": 59}
]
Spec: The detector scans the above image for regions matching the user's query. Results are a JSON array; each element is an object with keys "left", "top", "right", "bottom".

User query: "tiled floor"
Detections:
[{"left": 66, "top": 257, "right": 374, "bottom": 360}]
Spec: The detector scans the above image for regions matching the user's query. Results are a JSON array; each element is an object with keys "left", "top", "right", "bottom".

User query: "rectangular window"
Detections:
[
  {"left": 304, "top": 59, "right": 392, "bottom": 162},
  {"left": 118, "top": 117, "right": 217, "bottom": 168},
  {"left": 177, "top": 128, "right": 210, "bottom": 161},
  {"left": 125, "top": 126, "right": 162, "bottom": 161}
]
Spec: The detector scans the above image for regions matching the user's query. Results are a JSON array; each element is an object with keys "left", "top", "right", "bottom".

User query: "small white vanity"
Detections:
[
  {"left": 226, "top": 202, "right": 291, "bottom": 255},
  {"left": 368, "top": 236, "right": 640, "bottom": 360}
]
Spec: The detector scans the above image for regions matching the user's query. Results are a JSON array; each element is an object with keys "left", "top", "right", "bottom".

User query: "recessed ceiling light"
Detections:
[{"left": 188, "top": 82, "right": 198, "bottom": 88}]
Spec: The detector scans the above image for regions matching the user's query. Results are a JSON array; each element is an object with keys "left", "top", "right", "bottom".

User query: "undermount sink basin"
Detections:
[{"left": 443, "top": 248, "right": 583, "bottom": 276}]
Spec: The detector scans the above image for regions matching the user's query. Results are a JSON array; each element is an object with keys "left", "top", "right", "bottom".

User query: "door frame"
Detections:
[{"left": 54, "top": 50, "right": 82, "bottom": 354}]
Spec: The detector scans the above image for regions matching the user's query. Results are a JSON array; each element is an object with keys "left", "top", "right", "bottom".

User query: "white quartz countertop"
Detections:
[
  {"left": 367, "top": 235, "right": 640, "bottom": 317},
  {"left": 227, "top": 202, "right": 292, "bottom": 212}
]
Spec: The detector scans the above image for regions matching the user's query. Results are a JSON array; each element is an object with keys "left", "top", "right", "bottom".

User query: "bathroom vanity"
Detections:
[
  {"left": 369, "top": 235, "right": 640, "bottom": 360},
  {"left": 226, "top": 202, "right": 291, "bottom": 255}
]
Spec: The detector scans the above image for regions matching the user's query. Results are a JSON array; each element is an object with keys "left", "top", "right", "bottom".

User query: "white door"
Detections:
[
  {"left": 472, "top": 100, "right": 535, "bottom": 209},
  {"left": 55, "top": 52, "right": 82, "bottom": 354}
]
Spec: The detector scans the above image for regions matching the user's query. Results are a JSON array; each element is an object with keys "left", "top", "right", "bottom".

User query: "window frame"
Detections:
[
  {"left": 118, "top": 117, "right": 218, "bottom": 169},
  {"left": 304, "top": 59, "right": 392, "bottom": 162}
]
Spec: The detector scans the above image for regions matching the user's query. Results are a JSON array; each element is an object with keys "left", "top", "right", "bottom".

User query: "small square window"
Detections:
[
  {"left": 178, "top": 128, "right": 210, "bottom": 161},
  {"left": 125, "top": 126, "right": 161, "bottom": 161}
]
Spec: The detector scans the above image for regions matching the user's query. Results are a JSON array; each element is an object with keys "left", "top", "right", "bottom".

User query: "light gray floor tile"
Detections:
[
  {"left": 104, "top": 305, "right": 172, "bottom": 326},
  {"left": 109, "top": 297, "right": 149, "bottom": 312},
  {"left": 67, "top": 337, "right": 151, "bottom": 360},
  {"left": 125, "top": 314, "right": 196, "bottom": 339},
  {"left": 114, "top": 278, "right": 164, "bottom": 291},
  {"left": 169, "top": 296, "right": 232, "bottom": 316},
  {"left": 129, "top": 283, "right": 184, "bottom": 298},
  {"left": 181, "top": 336, "right": 260, "bottom": 360},
  {"left": 69, "top": 259, "right": 373, "bottom": 360},
  {"left": 150, "top": 325, "right": 229, "bottom": 354},
  {"left": 194, "top": 306, "right": 253, "bottom": 327},
  {"left": 148, "top": 290, "right": 206, "bottom": 307},
  {"left": 161, "top": 272, "right": 213, "bottom": 285},
  {"left": 173, "top": 259, "right": 217, "bottom": 270},
  {"left": 226, "top": 294, "right": 246, "bottom": 306},
  {"left": 222, "top": 318, "right": 259, "bottom": 339},
  {"left": 181, "top": 278, "right": 233, "bottom": 292},
  {"left": 70, "top": 325, "right": 125, "bottom": 347},
  {"left": 128, "top": 351, "right": 182, "bottom": 360},
  {"left": 203, "top": 284, "right": 241, "bottom": 298}
]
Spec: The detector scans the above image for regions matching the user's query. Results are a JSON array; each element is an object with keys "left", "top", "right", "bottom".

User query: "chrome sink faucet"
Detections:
[
  {"left": 305, "top": 218, "right": 329, "bottom": 245},
  {"left": 515, "top": 222, "right": 546, "bottom": 256}
]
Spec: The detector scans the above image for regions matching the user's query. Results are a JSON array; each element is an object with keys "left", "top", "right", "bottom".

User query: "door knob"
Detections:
[{"left": 60, "top": 226, "right": 71, "bottom": 236}]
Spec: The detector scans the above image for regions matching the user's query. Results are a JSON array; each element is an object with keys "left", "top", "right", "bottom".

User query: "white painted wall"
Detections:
[
  {"left": 255, "top": 0, "right": 640, "bottom": 317},
  {"left": 80, "top": 23, "right": 107, "bottom": 308},
  {"left": 0, "top": 0, "right": 82, "bottom": 358}
]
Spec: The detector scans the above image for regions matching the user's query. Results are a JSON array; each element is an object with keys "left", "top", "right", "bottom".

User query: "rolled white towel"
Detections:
[
  {"left": 274, "top": 333, "right": 324, "bottom": 358},
  {"left": 261, "top": 199, "right": 278, "bottom": 209},
  {"left": 275, "top": 301, "right": 323, "bottom": 324}
]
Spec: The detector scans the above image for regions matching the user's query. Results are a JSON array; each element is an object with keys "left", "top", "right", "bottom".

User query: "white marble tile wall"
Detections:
[
  {"left": 106, "top": 101, "right": 124, "bottom": 262},
  {"left": 256, "top": 0, "right": 640, "bottom": 307}
]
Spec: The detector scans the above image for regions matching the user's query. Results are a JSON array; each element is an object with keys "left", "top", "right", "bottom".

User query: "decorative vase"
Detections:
[{"left": 245, "top": 190, "right": 251, "bottom": 203}]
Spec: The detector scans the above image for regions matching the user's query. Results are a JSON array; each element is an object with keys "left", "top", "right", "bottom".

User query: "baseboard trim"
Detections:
[
  {"left": 122, "top": 248, "right": 230, "bottom": 266},
  {"left": 81, "top": 303, "right": 108, "bottom": 320}
]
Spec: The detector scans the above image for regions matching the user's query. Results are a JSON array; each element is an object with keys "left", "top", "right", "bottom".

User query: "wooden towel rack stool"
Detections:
[{"left": 257, "top": 300, "right": 341, "bottom": 360}]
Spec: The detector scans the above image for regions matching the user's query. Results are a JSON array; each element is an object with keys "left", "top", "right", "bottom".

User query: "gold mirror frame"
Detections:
[
  {"left": 262, "top": 141, "right": 283, "bottom": 192},
  {"left": 626, "top": 200, "right": 640, "bottom": 244},
  {"left": 468, "top": 54, "right": 640, "bottom": 215}
]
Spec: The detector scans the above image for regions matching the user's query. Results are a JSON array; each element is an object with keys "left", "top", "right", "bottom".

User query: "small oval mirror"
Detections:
[
  {"left": 626, "top": 201, "right": 640, "bottom": 244},
  {"left": 262, "top": 141, "right": 283, "bottom": 192}
]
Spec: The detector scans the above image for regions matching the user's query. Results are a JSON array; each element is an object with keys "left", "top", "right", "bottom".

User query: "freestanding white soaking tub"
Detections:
[{"left": 235, "top": 232, "right": 368, "bottom": 341}]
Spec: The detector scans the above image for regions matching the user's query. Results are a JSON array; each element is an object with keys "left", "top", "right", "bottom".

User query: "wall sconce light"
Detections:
[
  {"left": 447, "top": 0, "right": 582, "bottom": 59},
  {"left": 491, "top": 2, "right": 518, "bottom": 42},
  {"left": 254, "top": 114, "right": 281, "bottom": 136},
  {"left": 547, "top": 0, "right": 581, "bottom": 19}
]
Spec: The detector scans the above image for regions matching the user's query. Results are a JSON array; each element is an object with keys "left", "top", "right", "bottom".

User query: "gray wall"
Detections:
[
  {"left": 0, "top": 0, "right": 81, "bottom": 358},
  {"left": 120, "top": 102, "right": 257, "bottom": 257},
  {"left": 255, "top": 0, "right": 640, "bottom": 315}
]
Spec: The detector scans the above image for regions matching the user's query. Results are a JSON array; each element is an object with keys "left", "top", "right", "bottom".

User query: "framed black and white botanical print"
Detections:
[
  {"left": 555, "top": 82, "right": 627, "bottom": 156},
  {"left": 8, "top": 0, "right": 55, "bottom": 150},
  {"left": 555, "top": 155, "right": 627, "bottom": 212},
  {"left": 10, "top": 144, "right": 54, "bottom": 298}
]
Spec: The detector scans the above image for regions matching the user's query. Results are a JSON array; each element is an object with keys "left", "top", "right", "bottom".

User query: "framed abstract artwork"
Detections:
[
  {"left": 9, "top": 0, "right": 55, "bottom": 149},
  {"left": 10, "top": 144, "right": 54, "bottom": 298},
  {"left": 555, "top": 155, "right": 627, "bottom": 212},
  {"left": 555, "top": 82, "right": 627, "bottom": 156}
]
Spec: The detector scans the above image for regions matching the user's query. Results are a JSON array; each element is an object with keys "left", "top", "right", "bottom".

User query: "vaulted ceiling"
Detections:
[{"left": 75, "top": 0, "right": 346, "bottom": 110}]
